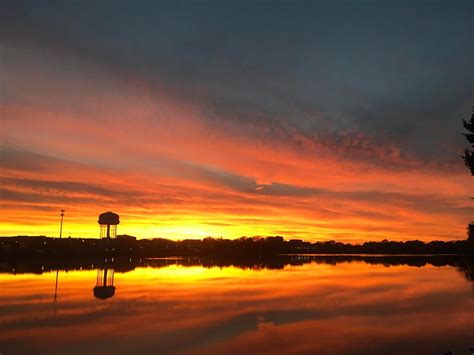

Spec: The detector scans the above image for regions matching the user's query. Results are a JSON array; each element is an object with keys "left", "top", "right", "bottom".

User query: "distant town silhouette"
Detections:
[{"left": 1, "top": 229, "right": 473, "bottom": 259}]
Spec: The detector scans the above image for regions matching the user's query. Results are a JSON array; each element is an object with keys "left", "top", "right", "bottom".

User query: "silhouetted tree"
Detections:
[
  {"left": 467, "top": 223, "right": 474, "bottom": 253},
  {"left": 461, "top": 109, "right": 474, "bottom": 253},
  {"left": 461, "top": 109, "right": 474, "bottom": 175}
]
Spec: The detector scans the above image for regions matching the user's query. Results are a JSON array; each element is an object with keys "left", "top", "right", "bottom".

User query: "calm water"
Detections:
[{"left": 1, "top": 256, "right": 473, "bottom": 355}]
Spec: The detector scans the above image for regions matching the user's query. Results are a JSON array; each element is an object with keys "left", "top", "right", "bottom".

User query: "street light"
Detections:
[{"left": 59, "top": 209, "right": 65, "bottom": 239}]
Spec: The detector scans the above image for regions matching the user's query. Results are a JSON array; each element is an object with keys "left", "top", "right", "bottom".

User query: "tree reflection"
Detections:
[
  {"left": 4, "top": 255, "right": 474, "bottom": 292},
  {"left": 456, "top": 256, "right": 474, "bottom": 283}
]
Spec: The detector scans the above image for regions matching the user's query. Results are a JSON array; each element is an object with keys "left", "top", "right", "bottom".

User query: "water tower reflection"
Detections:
[{"left": 93, "top": 266, "right": 116, "bottom": 299}]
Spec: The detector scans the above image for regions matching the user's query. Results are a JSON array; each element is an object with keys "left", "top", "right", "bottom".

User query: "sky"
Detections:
[{"left": 0, "top": 0, "right": 473, "bottom": 241}]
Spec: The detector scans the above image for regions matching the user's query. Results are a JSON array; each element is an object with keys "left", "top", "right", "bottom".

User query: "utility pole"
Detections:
[{"left": 59, "top": 209, "right": 65, "bottom": 239}]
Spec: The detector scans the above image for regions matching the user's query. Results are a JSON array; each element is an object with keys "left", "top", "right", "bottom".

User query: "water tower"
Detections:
[{"left": 98, "top": 211, "right": 120, "bottom": 240}]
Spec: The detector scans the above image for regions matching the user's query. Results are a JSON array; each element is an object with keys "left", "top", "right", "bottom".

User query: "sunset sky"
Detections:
[{"left": 1, "top": 0, "right": 473, "bottom": 241}]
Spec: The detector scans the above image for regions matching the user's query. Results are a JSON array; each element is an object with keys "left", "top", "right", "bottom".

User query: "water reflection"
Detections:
[
  {"left": 2, "top": 254, "right": 474, "bottom": 283},
  {"left": 0, "top": 255, "right": 473, "bottom": 355}
]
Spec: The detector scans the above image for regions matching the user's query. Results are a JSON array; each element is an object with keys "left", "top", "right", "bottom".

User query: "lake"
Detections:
[{"left": 1, "top": 256, "right": 473, "bottom": 355}]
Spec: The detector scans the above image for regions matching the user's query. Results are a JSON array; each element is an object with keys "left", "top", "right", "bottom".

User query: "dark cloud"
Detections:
[
  {"left": 0, "top": 147, "right": 54, "bottom": 173},
  {"left": 0, "top": 188, "right": 105, "bottom": 205},
  {"left": 1, "top": 1, "right": 472, "bottom": 167},
  {"left": 256, "top": 182, "right": 317, "bottom": 197},
  {"left": 0, "top": 177, "right": 122, "bottom": 197},
  {"left": 0, "top": 203, "right": 55, "bottom": 212}
]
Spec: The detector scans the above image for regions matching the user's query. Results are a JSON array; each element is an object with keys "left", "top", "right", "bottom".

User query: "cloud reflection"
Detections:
[{"left": 0, "top": 259, "right": 472, "bottom": 354}]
